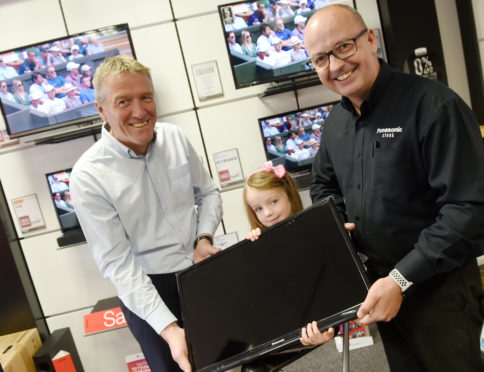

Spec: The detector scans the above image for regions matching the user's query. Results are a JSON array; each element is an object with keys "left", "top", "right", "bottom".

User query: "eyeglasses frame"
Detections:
[{"left": 311, "top": 28, "right": 368, "bottom": 71}]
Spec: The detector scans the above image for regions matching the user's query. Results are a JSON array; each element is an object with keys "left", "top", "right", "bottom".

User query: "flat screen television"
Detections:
[
  {"left": 218, "top": 0, "right": 355, "bottom": 89},
  {"left": 258, "top": 100, "right": 338, "bottom": 185},
  {"left": 177, "top": 197, "right": 369, "bottom": 372},
  {"left": 45, "top": 168, "right": 85, "bottom": 247},
  {"left": 0, "top": 23, "right": 135, "bottom": 139}
]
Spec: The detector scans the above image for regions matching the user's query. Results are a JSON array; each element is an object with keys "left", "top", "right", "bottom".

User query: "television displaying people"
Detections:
[
  {"left": 259, "top": 103, "right": 335, "bottom": 169},
  {"left": 219, "top": 0, "right": 355, "bottom": 88}
]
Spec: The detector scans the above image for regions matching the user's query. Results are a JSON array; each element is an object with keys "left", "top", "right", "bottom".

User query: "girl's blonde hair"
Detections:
[{"left": 243, "top": 166, "right": 303, "bottom": 230}]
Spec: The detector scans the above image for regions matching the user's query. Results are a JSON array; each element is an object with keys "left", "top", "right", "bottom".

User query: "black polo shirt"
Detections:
[{"left": 310, "top": 61, "right": 484, "bottom": 284}]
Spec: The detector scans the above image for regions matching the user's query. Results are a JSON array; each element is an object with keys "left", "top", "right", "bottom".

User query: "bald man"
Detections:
[{"left": 303, "top": 5, "right": 484, "bottom": 372}]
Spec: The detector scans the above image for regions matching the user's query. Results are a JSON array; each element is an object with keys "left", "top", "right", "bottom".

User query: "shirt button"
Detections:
[
  {"left": 356, "top": 184, "right": 361, "bottom": 189},
  {"left": 356, "top": 152, "right": 361, "bottom": 158},
  {"left": 355, "top": 216, "right": 360, "bottom": 221}
]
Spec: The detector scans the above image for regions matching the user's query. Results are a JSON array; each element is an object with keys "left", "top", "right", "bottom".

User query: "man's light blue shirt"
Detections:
[{"left": 70, "top": 122, "right": 222, "bottom": 334}]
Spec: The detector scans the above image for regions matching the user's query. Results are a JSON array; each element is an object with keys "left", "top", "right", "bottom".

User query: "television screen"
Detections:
[
  {"left": 258, "top": 100, "right": 338, "bottom": 178},
  {"left": 0, "top": 23, "right": 135, "bottom": 139},
  {"left": 177, "top": 197, "right": 369, "bottom": 372},
  {"left": 45, "top": 169, "right": 79, "bottom": 233},
  {"left": 218, "top": 0, "right": 355, "bottom": 89}
]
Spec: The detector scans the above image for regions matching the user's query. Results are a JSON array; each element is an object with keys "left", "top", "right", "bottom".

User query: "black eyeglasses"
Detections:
[{"left": 311, "top": 29, "right": 367, "bottom": 71}]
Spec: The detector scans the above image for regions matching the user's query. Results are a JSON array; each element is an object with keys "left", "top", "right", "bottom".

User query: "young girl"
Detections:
[{"left": 243, "top": 161, "right": 334, "bottom": 346}]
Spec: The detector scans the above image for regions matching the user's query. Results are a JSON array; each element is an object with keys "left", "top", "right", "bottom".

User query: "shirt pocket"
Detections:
[
  {"left": 168, "top": 162, "right": 193, "bottom": 206},
  {"left": 370, "top": 141, "right": 417, "bottom": 195}
]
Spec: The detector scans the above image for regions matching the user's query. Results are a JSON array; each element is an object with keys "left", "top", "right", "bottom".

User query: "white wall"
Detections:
[{"left": 0, "top": 0, "right": 479, "bottom": 370}]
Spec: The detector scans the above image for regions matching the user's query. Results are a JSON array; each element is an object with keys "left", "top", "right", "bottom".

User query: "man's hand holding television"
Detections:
[
  {"left": 345, "top": 221, "right": 404, "bottom": 325},
  {"left": 193, "top": 234, "right": 221, "bottom": 263},
  {"left": 160, "top": 322, "right": 192, "bottom": 372}
]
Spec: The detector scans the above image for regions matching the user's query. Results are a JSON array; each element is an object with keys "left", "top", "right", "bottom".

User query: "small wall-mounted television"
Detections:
[
  {"left": 0, "top": 23, "right": 135, "bottom": 139},
  {"left": 45, "top": 168, "right": 85, "bottom": 247},
  {"left": 218, "top": 1, "right": 355, "bottom": 89},
  {"left": 257, "top": 100, "right": 338, "bottom": 185}
]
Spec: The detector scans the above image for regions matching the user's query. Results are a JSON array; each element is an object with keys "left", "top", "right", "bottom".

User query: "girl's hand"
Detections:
[
  {"left": 245, "top": 228, "right": 262, "bottom": 241},
  {"left": 300, "top": 321, "right": 335, "bottom": 346}
]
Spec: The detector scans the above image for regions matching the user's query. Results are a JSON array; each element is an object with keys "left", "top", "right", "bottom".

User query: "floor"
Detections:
[
  {"left": 283, "top": 324, "right": 390, "bottom": 372},
  {"left": 228, "top": 324, "right": 390, "bottom": 372}
]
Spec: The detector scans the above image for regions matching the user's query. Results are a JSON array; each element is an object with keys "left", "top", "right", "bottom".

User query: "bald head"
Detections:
[
  {"left": 305, "top": 5, "right": 367, "bottom": 57},
  {"left": 304, "top": 4, "right": 379, "bottom": 113}
]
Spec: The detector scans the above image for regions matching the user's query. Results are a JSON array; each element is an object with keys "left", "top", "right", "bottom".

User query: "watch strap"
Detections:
[
  {"left": 193, "top": 235, "right": 213, "bottom": 249},
  {"left": 389, "top": 268, "right": 413, "bottom": 293}
]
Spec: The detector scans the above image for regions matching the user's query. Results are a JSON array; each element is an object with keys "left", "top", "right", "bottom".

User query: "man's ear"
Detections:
[
  {"left": 95, "top": 101, "right": 106, "bottom": 122},
  {"left": 366, "top": 29, "right": 378, "bottom": 55}
]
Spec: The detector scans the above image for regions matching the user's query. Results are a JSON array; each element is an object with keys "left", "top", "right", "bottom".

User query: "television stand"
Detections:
[
  {"left": 292, "top": 170, "right": 313, "bottom": 190},
  {"left": 259, "top": 74, "right": 321, "bottom": 97}
]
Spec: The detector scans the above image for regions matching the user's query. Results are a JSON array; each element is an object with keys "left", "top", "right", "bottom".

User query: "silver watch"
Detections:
[{"left": 389, "top": 268, "right": 413, "bottom": 293}]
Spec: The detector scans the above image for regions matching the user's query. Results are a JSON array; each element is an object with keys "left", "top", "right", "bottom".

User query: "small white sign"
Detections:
[
  {"left": 12, "top": 194, "right": 45, "bottom": 232},
  {"left": 214, "top": 232, "right": 239, "bottom": 250},
  {"left": 192, "top": 60, "right": 224, "bottom": 101},
  {"left": 213, "top": 148, "right": 244, "bottom": 188}
]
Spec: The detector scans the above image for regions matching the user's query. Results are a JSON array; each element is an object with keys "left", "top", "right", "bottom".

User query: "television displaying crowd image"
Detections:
[
  {"left": 258, "top": 101, "right": 338, "bottom": 175},
  {"left": 0, "top": 23, "right": 135, "bottom": 139},
  {"left": 218, "top": 0, "right": 355, "bottom": 89},
  {"left": 46, "top": 169, "right": 78, "bottom": 233}
]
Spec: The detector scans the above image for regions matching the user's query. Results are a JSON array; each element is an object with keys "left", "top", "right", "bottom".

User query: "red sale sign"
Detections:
[{"left": 83, "top": 307, "right": 127, "bottom": 335}]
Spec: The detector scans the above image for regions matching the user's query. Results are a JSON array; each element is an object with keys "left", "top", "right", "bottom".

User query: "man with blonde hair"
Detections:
[
  {"left": 304, "top": 4, "right": 484, "bottom": 371},
  {"left": 71, "top": 55, "right": 223, "bottom": 372}
]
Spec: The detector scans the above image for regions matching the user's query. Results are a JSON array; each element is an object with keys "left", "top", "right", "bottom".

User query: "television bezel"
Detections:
[
  {"left": 45, "top": 168, "right": 78, "bottom": 234},
  {"left": 177, "top": 197, "right": 370, "bottom": 372},
  {"left": 0, "top": 23, "right": 136, "bottom": 139},
  {"left": 257, "top": 100, "right": 340, "bottom": 175},
  {"left": 217, "top": 1, "right": 356, "bottom": 90}
]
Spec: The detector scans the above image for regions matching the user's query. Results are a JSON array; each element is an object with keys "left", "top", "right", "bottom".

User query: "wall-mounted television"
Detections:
[
  {"left": 218, "top": 0, "right": 355, "bottom": 89},
  {"left": 257, "top": 100, "right": 338, "bottom": 185},
  {"left": 45, "top": 168, "right": 85, "bottom": 247},
  {"left": 0, "top": 23, "right": 135, "bottom": 139}
]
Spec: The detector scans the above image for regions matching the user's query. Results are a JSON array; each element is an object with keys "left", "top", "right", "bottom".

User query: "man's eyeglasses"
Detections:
[{"left": 311, "top": 29, "right": 367, "bottom": 72}]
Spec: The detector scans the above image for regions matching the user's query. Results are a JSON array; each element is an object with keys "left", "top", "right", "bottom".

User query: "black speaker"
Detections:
[
  {"left": 376, "top": 0, "right": 447, "bottom": 85},
  {"left": 33, "top": 328, "right": 84, "bottom": 372}
]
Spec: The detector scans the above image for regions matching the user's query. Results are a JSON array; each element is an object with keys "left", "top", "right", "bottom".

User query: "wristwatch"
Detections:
[
  {"left": 193, "top": 234, "right": 213, "bottom": 249},
  {"left": 389, "top": 268, "right": 413, "bottom": 293}
]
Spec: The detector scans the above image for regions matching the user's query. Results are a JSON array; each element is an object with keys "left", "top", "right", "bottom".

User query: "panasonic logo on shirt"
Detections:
[{"left": 376, "top": 126, "right": 402, "bottom": 138}]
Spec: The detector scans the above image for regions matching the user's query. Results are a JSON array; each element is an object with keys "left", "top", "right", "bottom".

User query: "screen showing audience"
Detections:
[
  {"left": 218, "top": 0, "right": 355, "bottom": 89},
  {"left": 46, "top": 169, "right": 79, "bottom": 232},
  {"left": 259, "top": 101, "right": 337, "bottom": 174},
  {"left": 0, "top": 23, "right": 135, "bottom": 138}
]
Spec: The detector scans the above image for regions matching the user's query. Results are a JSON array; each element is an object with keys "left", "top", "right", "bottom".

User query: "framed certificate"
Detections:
[{"left": 192, "top": 60, "right": 224, "bottom": 101}]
